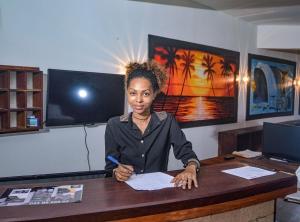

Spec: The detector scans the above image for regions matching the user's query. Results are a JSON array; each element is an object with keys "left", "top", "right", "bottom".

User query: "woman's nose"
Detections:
[{"left": 136, "top": 95, "right": 143, "bottom": 103}]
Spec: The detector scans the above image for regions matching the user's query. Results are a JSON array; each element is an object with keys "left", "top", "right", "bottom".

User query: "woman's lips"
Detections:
[{"left": 134, "top": 106, "right": 144, "bottom": 110}]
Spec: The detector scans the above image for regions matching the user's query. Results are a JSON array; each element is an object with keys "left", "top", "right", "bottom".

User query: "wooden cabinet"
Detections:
[
  {"left": 218, "top": 126, "right": 263, "bottom": 155},
  {"left": 0, "top": 65, "right": 43, "bottom": 133}
]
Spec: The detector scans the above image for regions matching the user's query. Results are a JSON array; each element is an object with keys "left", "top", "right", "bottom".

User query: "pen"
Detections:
[{"left": 106, "top": 155, "right": 133, "bottom": 173}]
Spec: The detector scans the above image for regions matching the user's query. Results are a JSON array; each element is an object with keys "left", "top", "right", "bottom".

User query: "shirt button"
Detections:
[
  {"left": 140, "top": 140, "right": 144, "bottom": 144},
  {"left": 142, "top": 154, "right": 145, "bottom": 158},
  {"left": 140, "top": 170, "right": 144, "bottom": 173}
]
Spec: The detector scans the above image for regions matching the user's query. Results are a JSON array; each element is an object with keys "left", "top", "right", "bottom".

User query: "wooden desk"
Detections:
[
  {"left": 201, "top": 156, "right": 299, "bottom": 174},
  {"left": 0, "top": 160, "right": 297, "bottom": 222}
]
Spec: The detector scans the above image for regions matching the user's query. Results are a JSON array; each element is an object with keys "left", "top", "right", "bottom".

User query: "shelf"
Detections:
[
  {"left": 218, "top": 126, "right": 263, "bottom": 155},
  {"left": 26, "top": 107, "right": 42, "bottom": 111},
  {"left": 0, "top": 65, "right": 43, "bottom": 134},
  {"left": 10, "top": 108, "right": 26, "bottom": 111},
  {"left": 0, "top": 127, "right": 40, "bottom": 134},
  {"left": 9, "top": 89, "right": 42, "bottom": 92}
]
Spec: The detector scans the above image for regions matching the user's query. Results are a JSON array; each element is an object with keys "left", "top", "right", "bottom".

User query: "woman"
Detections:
[{"left": 105, "top": 61, "right": 200, "bottom": 189}]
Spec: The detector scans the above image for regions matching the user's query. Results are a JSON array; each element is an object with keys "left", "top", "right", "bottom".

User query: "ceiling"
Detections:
[
  {"left": 132, "top": 0, "right": 300, "bottom": 25},
  {"left": 132, "top": 0, "right": 300, "bottom": 54}
]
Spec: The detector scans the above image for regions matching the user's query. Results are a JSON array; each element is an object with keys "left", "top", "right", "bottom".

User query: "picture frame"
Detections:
[
  {"left": 246, "top": 54, "right": 296, "bottom": 120},
  {"left": 148, "top": 35, "right": 239, "bottom": 128}
]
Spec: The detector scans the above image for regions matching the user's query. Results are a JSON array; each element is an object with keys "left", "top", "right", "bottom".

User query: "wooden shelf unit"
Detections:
[
  {"left": 218, "top": 126, "right": 263, "bottom": 155},
  {"left": 0, "top": 65, "right": 43, "bottom": 134}
]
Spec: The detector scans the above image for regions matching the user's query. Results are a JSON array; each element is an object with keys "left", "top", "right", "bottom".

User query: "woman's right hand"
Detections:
[{"left": 113, "top": 164, "right": 134, "bottom": 181}]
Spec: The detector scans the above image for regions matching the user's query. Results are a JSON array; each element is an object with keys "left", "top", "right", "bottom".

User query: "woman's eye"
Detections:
[
  {"left": 129, "top": 92, "right": 136, "bottom": 96},
  {"left": 144, "top": 92, "right": 150, "bottom": 96}
]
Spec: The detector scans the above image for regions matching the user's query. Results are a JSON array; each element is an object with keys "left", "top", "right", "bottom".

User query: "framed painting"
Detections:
[
  {"left": 148, "top": 35, "right": 239, "bottom": 128},
  {"left": 246, "top": 54, "right": 296, "bottom": 120}
]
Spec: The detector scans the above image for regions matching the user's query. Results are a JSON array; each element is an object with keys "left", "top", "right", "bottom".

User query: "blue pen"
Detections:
[{"left": 107, "top": 155, "right": 133, "bottom": 173}]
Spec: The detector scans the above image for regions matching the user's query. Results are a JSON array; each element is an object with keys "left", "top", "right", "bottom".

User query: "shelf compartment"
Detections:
[
  {"left": 0, "top": 112, "right": 9, "bottom": 131},
  {"left": 16, "top": 71, "right": 27, "bottom": 90},
  {"left": 0, "top": 71, "right": 10, "bottom": 89},
  {"left": 0, "top": 91, "right": 9, "bottom": 109},
  {"left": 27, "top": 91, "right": 42, "bottom": 109},
  {"left": 32, "top": 91, "right": 42, "bottom": 108},
  {"left": 10, "top": 91, "right": 26, "bottom": 108},
  {"left": 32, "top": 71, "right": 43, "bottom": 90},
  {"left": 10, "top": 111, "right": 26, "bottom": 128}
]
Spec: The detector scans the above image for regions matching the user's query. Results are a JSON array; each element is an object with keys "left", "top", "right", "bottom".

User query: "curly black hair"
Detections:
[{"left": 125, "top": 60, "right": 167, "bottom": 93}]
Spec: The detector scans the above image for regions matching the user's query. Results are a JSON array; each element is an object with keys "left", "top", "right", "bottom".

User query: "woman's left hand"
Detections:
[{"left": 172, "top": 164, "right": 198, "bottom": 189}]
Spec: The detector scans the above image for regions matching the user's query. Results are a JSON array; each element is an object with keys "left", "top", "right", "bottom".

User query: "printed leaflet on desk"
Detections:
[{"left": 0, "top": 184, "right": 83, "bottom": 207}]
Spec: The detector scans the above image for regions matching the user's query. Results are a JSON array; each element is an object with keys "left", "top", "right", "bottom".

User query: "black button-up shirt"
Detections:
[{"left": 105, "top": 111, "right": 199, "bottom": 175}]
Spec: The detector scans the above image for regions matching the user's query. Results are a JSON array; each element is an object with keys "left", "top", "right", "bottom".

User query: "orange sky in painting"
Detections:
[{"left": 154, "top": 47, "right": 236, "bottom": 97}]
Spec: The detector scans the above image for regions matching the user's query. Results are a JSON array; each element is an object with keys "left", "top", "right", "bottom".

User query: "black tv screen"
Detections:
[
  {"left": 263, "top": 122, "right": 300, "bottom": 163},
  {"left": 46, "top": 69, "right": 125, "bottom": 126}
]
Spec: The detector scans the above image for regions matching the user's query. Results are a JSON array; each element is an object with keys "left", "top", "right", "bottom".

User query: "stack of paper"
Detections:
[
  {"left": 232, "top": 149, "right": 262, "bottom": 158},
  {"left": 222, "top": 166, "right": 276, "bottom": 179},
  {"left": 285, "top": 191, "right": 300, "bottom": 204},
  {"left": 125, "top": 172, "right": 175, "bottom": 191}
]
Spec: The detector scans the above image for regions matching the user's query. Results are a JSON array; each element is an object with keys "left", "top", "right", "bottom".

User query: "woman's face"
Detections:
[{"left": 127, "top": 77, "right": 156, "bottom": 115}]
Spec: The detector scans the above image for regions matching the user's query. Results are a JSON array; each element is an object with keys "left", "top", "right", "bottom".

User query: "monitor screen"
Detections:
[
  {"left": 263, "top": 122, "right": 300, "bottom": 163},
  {"left": 46, "top": 69, "right": 125, "bottom": 126}
]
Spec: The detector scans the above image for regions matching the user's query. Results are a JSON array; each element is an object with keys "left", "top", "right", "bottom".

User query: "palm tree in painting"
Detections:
[
  {"left": 219, "top": 58, "right": 233, "bottom": 96},
  {"left": 202, "top": 54, "right": 216, "bottom": 96},
  {"left": 154, "top": 46, "right": 180, "bottom": 110},
  {"left": 175, "top": 50, "right": 195, "bottom": 115}
]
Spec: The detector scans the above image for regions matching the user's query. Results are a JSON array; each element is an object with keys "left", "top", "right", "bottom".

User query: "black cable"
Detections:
[{"left": 83, "top": 125, "right": 91, "bottom": 171}]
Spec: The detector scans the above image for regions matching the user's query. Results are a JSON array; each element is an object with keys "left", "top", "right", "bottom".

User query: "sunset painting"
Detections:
[{"left": 148, "top": 35, "right": 239, "bottom": 128}]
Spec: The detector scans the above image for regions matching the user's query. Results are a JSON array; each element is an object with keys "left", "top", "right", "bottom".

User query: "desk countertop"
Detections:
[{"left": 0, "top": 160, "right": 297, "bottom": 222}]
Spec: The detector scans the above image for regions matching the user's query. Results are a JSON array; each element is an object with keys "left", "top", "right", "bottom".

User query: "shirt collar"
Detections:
[{"left": 120, "top": 111, "right": 167, "bottom": 123}]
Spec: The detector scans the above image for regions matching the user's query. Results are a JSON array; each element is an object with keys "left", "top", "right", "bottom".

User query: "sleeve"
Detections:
[
  {"left": 104, "top": 120, "right": 120, "bottom": 176},
  {"left": 169, "top": 115, "right": 200, "bottom": 169}
]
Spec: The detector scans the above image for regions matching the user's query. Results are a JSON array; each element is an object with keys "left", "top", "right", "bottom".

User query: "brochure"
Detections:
[{"left": 0, "top": 184, "right": 83, "bottom": 207}]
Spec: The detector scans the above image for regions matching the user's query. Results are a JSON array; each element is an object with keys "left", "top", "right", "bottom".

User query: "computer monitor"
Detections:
[{"left": 263, "top": 122, "right": 300, "bottom": 163}]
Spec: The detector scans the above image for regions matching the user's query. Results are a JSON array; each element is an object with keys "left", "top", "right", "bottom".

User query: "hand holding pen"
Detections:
[{"left": 107, "top": 155, "right": 134, "bottom": 182}]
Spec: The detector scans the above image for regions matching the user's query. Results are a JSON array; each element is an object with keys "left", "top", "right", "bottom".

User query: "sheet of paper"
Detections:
[
  {"left": 222, "top": 166, "right": 276, "bottom": 179},
  {"left": 285, "top": 191, "right": 300, "bottom": 201},
  {"left": 232, "top": 149, "right": 262, "bottom": 158},
  {"left": 125, "top": 172, "right": 175, "bottom": 191}
]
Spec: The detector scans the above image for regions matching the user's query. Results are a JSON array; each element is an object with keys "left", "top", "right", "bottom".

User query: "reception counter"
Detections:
[{"left": 0, "top": 159, "right": 297, "bottom": 222}]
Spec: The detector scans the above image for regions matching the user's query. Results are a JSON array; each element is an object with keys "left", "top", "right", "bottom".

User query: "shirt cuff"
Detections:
[{"left": 185, "top": 158, "right": 200, "bottom": 172}]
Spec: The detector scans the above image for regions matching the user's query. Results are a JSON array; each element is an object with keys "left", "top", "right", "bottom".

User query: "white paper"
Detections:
[
  {"left": 125, "top": 172, "right": 175, "bottom": 191},
  {"left": 296, "top": 166, "right": 300, "bottom": 188},
  {"left": 232, "top": 149, "right": 262, "bottom": 158},
  {"left": 286, "top": 191, "right": 300, "bottom": 201},
  {"left": 222, "top": 166, "right": 276, "bottom": 179}
]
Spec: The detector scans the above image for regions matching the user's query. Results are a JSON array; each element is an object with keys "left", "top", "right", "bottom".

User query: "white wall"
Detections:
[
  {"left": 0, "top": 0, "right": 299, "bottom": 177},
  {"left": 257, "top": 25, "right": 300, "bottom": 49}
]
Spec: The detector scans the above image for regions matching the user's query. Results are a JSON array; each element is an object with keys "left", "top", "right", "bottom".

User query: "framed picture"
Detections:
[
  {"left": 148, "top": 35, "right": 239, "bottom": 128},
  {"left": 246, "top": 54, "right": 296, "bottom": 120}
]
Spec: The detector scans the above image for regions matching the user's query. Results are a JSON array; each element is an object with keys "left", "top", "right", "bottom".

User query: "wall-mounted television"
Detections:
[
  {"left": 46, "top": 69, "right": 125, "bottom": 127},
  {"left": 263, "top": 122, "right": 300, "bottom": 163}
]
